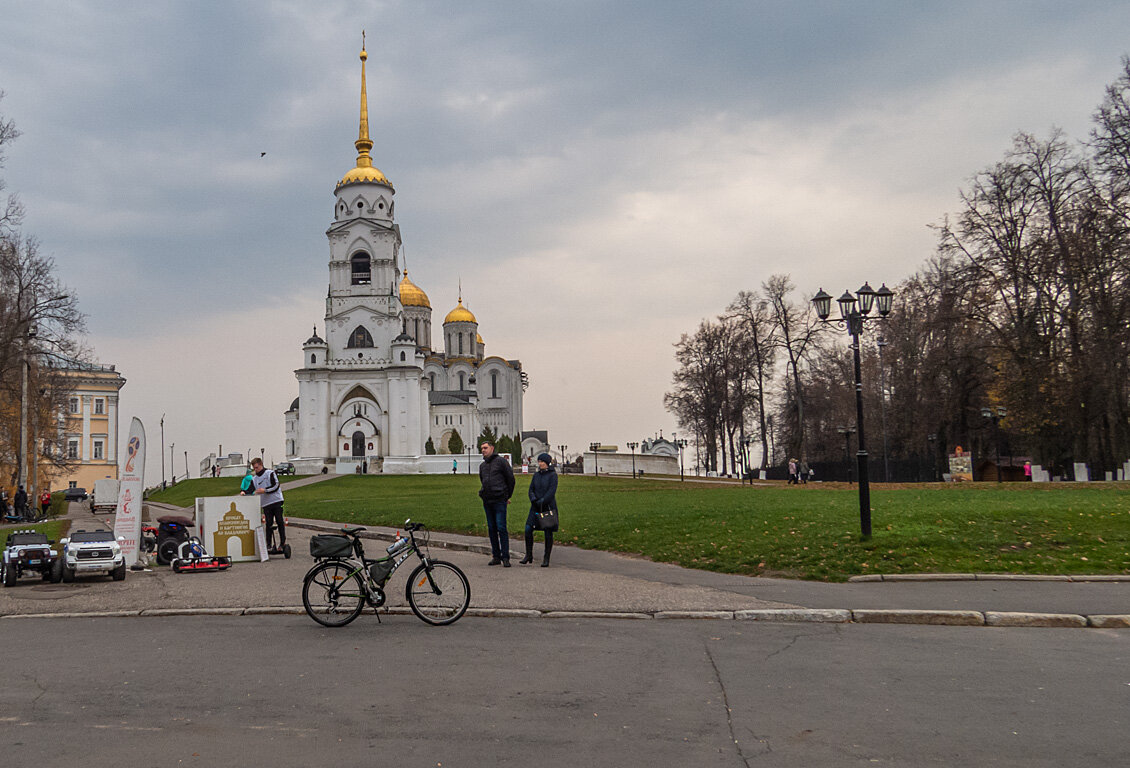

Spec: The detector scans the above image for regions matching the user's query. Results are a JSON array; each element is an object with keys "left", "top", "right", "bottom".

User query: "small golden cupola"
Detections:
[
  {"left": 444, "top": 298, "right": 477, "bottom": 325},
  {"left": 399, "top": 270, "right": 431, "bottom": 308},
  {"left": 337, "top": 37, "right": 392, "bottom": 191}
]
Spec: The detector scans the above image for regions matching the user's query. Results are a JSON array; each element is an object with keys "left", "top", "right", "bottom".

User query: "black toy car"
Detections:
[
  {"left": 2, "top": 529, "right": 62, "bottom": 586},
  {"left": 273, "top": 462, "right": 295, "bottom": 475}
]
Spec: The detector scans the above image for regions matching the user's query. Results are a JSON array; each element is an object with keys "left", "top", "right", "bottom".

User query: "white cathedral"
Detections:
[{"left": 284, "top": 44, "right": 526, "bottom": 474}]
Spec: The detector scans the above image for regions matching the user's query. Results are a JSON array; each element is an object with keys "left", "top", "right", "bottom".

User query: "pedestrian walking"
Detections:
[
  {"left": 250, "top": 457, "right": 287, "bottom": 554},
  {"left": 521, "top": 453, "right": 558, "bottom": 567},
  {"left": 478, "top": 441, "right": 515, "bottom": 566},
  {"left": 452, "top": 458, "right": 458, "bottom": 475},
  {"left": 39, "top": 489, "right": 52, "bottom": 517},
  {"left": 799, "top": 460, "right": 810, "bottom": 484},
  {"left": 787, "top": 459, "right": 798, "bottom": 485}
]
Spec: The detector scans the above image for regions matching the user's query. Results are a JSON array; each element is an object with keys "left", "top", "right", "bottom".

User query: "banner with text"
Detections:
[{"left": 113, "top": 417, "right": 146, "bottom": 566}]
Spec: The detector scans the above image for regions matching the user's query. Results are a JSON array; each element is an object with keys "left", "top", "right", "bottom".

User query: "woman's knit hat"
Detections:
[{"left": 537, "top": 452, "right": 552, "bottom": 465}]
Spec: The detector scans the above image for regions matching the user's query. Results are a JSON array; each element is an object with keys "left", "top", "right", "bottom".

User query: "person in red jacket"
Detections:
[{"left": 39, "top": 489, "right": 52, "bottom": 517}]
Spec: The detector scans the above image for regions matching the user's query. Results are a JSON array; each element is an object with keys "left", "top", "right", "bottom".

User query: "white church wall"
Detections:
[{"left": 584, "top": 452, "right": 679, "bottom": 476}]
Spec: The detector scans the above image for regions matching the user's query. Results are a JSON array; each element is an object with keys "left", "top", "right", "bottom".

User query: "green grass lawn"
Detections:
[
  {"left": 1, "top": 518, "right": 70, "bottom": 544},
  {"left": 147, "top": 475, "right": 1130, "bottom": 581}
]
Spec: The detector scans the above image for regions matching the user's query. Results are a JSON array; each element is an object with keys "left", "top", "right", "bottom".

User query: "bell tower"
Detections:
[{"left": 323, "top": 36, "right": 403, "bottom": 365}]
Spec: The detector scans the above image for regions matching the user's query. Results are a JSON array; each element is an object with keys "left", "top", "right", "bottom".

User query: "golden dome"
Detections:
[
  {"left": 399, "top": 270, "right": 431, "bottom": 308},
  {"left": 338, "top": 164, "right": 391, "bottom": 189},
  {"left": 476, "top": 333, "right": 483, "bottom": 344},
  {"left": 444, "top": 299, "right": 477, "bottom": 325}
]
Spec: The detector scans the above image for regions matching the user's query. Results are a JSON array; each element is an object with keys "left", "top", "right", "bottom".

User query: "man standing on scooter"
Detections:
[{"left": 250, "top": 458, "right": 286, "bottom": 555}]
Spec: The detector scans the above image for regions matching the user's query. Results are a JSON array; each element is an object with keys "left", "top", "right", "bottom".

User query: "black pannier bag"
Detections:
[{"left": 310, "top": 534, "right": 353, "bottom": 559}]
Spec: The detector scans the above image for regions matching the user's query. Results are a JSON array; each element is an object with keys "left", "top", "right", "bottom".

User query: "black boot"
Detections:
[
  {"left": 541, "top": 534, "right": 552, "bottom": 567},
  {"left": 520, "top": 531, "right": 533, "bottom": 564}
]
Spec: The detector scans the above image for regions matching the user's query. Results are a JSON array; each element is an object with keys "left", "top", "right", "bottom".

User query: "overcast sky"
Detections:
[{"left": 3, "top": 1, "right": 1130, "bottom": 480}]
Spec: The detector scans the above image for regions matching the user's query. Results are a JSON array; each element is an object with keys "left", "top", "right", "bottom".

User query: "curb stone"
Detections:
[
  {"left": 654, "top": 610, "right": 733, "bottom": 620},
  {"left": 0, "top": 606, "right": 1127, "bottom": 627},
  {"left": 465, "top": 608, "right": 542, "bottom": 618},
  {"left": 984, "top": 611, "right": 1087, "bottom": 628},
  {"left": 1, "top": 610, "right": 142, "bottom": 619},
  {"left": 852, "top": 609, "right": 984, "bottom": 626},
  {"left": 735, "top": 608, "right": 852, "bottom": 623},
  {"left": 243, "top": 606, "right": 306, "bottom": 615},
  {"left": 140, "top": 607, "right": 244, "bottom": 616},
  {"left": 1087, "top": 615, "right": 1130, "bottom": 628},
  {"left": 541, "top": 611, "right": 651, "bottom": 620}
]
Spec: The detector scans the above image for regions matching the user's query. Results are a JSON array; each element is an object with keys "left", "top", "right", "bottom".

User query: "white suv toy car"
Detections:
[{"left": 55, "top": 529, "right": 127, "bottom": 582}]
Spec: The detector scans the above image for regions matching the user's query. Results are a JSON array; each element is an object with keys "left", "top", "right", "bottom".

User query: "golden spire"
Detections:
[
  {"left": 337, "top": 32, "right": 391, "bottom": 190},
  {"left": 355, "top": 32, "right": 373, "bottom": 170}
]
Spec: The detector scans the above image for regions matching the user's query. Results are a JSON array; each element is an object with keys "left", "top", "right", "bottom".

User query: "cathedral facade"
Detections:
[{"left": 284, "top": 44, "right": 525, "bottom": 474}]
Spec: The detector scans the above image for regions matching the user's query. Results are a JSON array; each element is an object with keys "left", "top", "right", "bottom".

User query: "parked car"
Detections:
[
  {"left": 2, "top": 530, "right": 61, "bottom": 586},
  {"left": 54, "top": 529, "right": 126, "bottom": 582},
  {"left": 273, "top": 462, "right": 296, "bottom": 476},
  {"left": 63, "top": 487, "right": 88, "bottom": 502}
]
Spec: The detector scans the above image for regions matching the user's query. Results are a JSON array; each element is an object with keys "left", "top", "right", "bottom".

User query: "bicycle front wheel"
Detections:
[
  {"left": 405, "top": 560, "right": 470, "bottom": 625},
  {"left": 303, "top": 560, "right": 366, "bottom": 627}
]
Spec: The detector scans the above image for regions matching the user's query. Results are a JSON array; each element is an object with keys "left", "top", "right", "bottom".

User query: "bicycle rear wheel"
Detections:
[
  {"left": 303, "top": 560, "right": 366, "bottom": 627},
  {"left": 405, "top": 560, "right": 470, "bottom": 625}
]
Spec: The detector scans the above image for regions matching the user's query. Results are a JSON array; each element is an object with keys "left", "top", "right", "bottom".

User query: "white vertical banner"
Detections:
[{"left": 113, "top": 417, "right": 146, "bottom": 566}]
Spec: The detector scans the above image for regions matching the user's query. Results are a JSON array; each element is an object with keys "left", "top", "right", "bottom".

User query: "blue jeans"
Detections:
[{"left": 483, "top": 500, "right": 509, "bottom": 560}]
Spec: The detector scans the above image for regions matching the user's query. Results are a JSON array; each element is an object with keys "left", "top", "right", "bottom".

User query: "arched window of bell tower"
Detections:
[
  {"left": 351, "top": 252, "right": 371, "bottom": 285},
  {"left": 458, "top": 333, "right": 464, "bottom": 355},
  {"left": 347, "top": 326, "right": 374, "bottom": 348}
]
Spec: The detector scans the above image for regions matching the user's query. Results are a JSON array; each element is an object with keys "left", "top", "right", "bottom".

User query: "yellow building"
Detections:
[{"left": 49, "top": 361, "right": 126, "bottom": 493}]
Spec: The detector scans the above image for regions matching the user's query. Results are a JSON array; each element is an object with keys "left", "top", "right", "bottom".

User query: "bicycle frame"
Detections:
[{"left": 317, "top": 524, "right": 440, "bottom": 603}]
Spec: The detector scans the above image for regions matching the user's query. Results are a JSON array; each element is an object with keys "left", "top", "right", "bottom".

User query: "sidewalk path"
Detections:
[{"left": 0, "top": 499, "right": 1126, "bottom": 627}]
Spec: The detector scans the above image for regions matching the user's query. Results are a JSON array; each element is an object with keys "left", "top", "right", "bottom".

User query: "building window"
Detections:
[
  {"left": 94, "top": 399, "right": 105, "bottom": 415},
  {"left": 491, "top": 371, "right": 498, "bottom": 398},
  {"left": 458, "top": 333, "right": 464, "bottom": 355},
  {"left": 93, "top": 440, "right": 104, "bottom": 460},
  {"left": 69, "top": 398, "right": 79, "bottom": 414},
  {"left": 350, "top": 252, "right": 371, "bottom": 285},
  {"left": 400, "top": 351, "right": 406, "bottom": 361},
  {"left": 67, "top": 439, "right": 78, "bottom": 459},
  {"left": 458, "top": 373, "right": 465, "bottom": 390},
  {"left": 311, "top": 353, "right": 316, "bottom": 364},
  {"left": 347, "top": 326, "right": 374, "bottom": 348}
]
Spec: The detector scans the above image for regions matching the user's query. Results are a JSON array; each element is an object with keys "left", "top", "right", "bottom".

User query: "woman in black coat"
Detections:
[{"left": 521, "top": 453, "right": 558, "bottom": 566}]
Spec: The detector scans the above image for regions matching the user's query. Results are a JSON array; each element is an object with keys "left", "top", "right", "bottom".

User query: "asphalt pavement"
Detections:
[{"left": 1, "top": 492, "right": 1127, "bottom": 627}]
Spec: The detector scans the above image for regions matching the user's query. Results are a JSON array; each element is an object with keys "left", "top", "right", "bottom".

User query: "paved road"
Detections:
[{"left": 2, "top": 614, "right": 1126, "bottom": 767}]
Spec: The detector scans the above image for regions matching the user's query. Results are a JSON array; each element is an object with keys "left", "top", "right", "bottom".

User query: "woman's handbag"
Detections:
[{"left": 535, "top": 503, "right": 559, "bottom": 532}]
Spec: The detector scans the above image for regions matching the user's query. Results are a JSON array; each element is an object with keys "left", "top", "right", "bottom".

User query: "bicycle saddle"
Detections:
[{"left": 341, "top": 526, "right": 366, "bottom": 536}]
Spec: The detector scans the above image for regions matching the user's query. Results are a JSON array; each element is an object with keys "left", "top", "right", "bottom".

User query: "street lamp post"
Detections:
[
  {"left": 837, "top": 425, "right": 856, "bottom": 484},
  {"left": 626, "top": 442, "right": 638, "bottom": 478},
  {"left": 589, "top": 442, "right": 600, "bottom": 477},
  {"left": 169, "top": 443, "right": 175, "bottom": 484},
  {"left": 812, "top": 281, "right": 895, "bottom": 540},
  {"left": 981, "top": 406, "right": 1007, "bottom": 482},
  {"left": 558, "top": 444, "right": 567, "bottom": 469},
  {"left": 877, "top": 336, "right": 890, "bottom": 483},
  {"left": 674, "top": 437, "right": 688, "bottom": 481},
  {"left": 160, "top": 414, "right": 166, "bottom": 488}
]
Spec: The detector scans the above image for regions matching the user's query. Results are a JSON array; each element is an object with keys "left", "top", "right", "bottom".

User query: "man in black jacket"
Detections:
[{"left": 478, "top": 441, "right": 515, "bottom": 566}]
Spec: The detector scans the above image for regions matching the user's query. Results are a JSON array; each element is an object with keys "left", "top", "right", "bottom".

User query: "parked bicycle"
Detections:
[{"left": 302, "top": 520, "right": 470, "bottom": 627}]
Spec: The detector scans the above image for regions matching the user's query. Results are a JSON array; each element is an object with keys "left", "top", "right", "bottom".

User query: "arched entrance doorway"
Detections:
[{"left": 352, "top": 431, "right": 365, "bottom": 457}]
